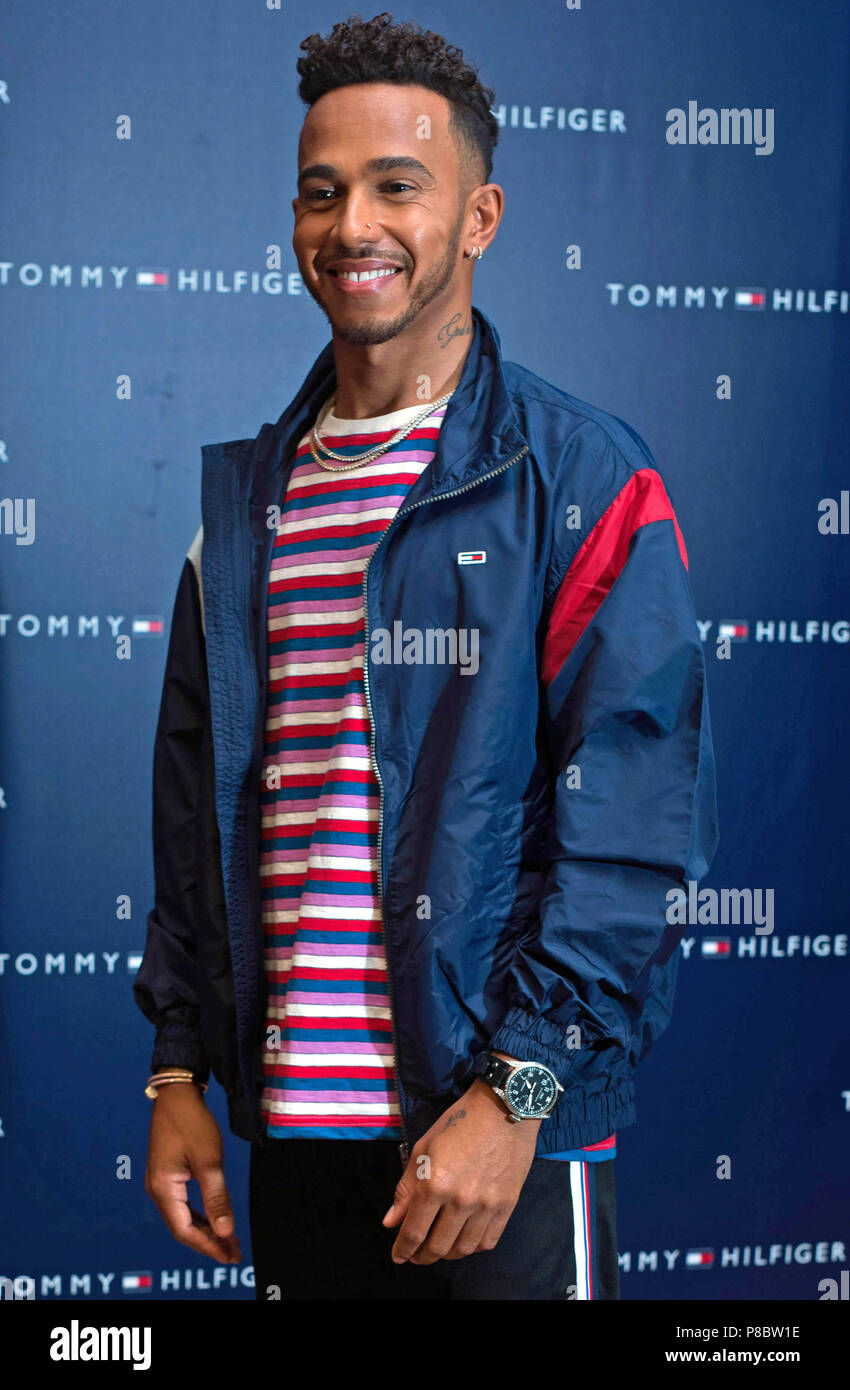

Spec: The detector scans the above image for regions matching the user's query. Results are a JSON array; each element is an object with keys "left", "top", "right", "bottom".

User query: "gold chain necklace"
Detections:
[{"left": 310, "top": 390, "right": 455, "bottom": 472}]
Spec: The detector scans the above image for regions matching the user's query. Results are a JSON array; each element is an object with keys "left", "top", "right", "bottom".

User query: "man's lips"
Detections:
[{"left": 321, "top": 261, "right": 405, "bottom": 295}]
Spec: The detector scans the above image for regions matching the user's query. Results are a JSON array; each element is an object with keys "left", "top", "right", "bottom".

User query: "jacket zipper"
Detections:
[{"left": 361, "top": 441, "right": 530, "bottom": 1167}]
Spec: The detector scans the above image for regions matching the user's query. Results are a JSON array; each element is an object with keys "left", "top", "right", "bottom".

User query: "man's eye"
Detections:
[{"left": 303, "top": 182, "right": 415, "bottom": 203}]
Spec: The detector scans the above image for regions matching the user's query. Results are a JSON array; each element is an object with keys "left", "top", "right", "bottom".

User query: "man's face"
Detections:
[{"left": 292, "top": 83, "right": 472, "bottom": 345}]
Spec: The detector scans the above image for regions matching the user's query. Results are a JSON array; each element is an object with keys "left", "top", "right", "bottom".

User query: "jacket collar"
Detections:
[{"left": 241, "top": 304, "right": 527, "bottom": 502}]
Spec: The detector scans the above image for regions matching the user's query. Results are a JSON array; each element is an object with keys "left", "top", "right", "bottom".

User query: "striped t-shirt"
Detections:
[{"left": 258, "top": 392, "right": 615, "bottom": 1162}]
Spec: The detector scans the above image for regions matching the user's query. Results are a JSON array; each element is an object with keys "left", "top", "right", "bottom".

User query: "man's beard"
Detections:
[{"left": 304, "top": 211, "right": 465, "bottom": 346}]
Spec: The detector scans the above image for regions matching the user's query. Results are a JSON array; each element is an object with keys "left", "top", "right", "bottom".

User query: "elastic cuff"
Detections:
[
  {"left": 489, "top": 1005, "right": 588, "bottom": 1086},
  {"left": 150, "top": 1019, "right": 211, "bottom": 1088}
]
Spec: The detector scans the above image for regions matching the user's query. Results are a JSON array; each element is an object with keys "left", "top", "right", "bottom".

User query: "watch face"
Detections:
[{"left": 505, "top": 1064, "right": 557, "bottom": 1118}]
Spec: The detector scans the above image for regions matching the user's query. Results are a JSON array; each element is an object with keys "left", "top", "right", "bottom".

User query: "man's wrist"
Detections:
[
  {"left": 151, "top": 1081, "right": 205, "bottom": 1105},
  {"left": 468, "top": 1076, "right": 543, "bottom": 1128},
  {"left": 476, "top": 1051, "right": 562, "bottom": 1122},
  {"left": 147, "top": 1067, "right": 206, "bottom": 1101}
]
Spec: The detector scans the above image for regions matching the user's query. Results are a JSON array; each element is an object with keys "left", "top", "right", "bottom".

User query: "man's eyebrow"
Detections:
[{"left": 297, "top": 155, "right": 436, "bottom": 187}]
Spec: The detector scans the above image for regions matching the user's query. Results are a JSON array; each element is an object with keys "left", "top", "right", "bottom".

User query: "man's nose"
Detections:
[{"left": 332, "top": 190, "right": 379, "bottom": 244}]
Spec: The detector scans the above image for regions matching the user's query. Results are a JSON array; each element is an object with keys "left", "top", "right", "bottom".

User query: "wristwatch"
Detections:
[{"left": 477, "top": 1052, "right": 564, "bottom": 1122}]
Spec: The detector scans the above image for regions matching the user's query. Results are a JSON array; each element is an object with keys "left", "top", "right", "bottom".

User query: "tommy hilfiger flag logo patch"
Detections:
[
  {"left": 701, "top": 938, "right": 731, "bottom": 958},
  {"left": 457, "top": 551, "right": 486, "bottom": 565},
  {"left": 121, "top": 1271, "right": 154, "bottom": 1292},
  {"left": 718, "top": 621, "right": 749, "bottom": 641},
  {"left": 136, "top": 269, "right": 169, "bottom": 289},
  {"left": 685, "top": 1249, "right": 715, "bottom": 1269},
  {"left": 132, "top": 617, "right": 165, "bottom": 636},
  {"left": 734, "top": 289, "right": 766, "bottom": 309}
]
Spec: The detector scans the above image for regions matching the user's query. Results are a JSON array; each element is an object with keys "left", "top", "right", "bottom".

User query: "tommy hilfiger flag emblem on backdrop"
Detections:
[
  {"left": 718, "top": 621, "right": 749, "bottom": 641},
  {"left": 136, "top": 269, "right": 169, "bottom": 288},
  {"left": 701, "top": 938, "right": 732, "bottom": 958},
  {"left": 734, "top": 289, "right": 766, "bottom": 309}
]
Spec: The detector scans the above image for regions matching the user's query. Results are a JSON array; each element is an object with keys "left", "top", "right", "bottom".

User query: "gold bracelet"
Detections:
[
  {"left": 145, "top": 1077, "right": 207, "bottom": 1099},
  {"left": 145, "top": 1071, "right": 208, "bottom": 1099}
]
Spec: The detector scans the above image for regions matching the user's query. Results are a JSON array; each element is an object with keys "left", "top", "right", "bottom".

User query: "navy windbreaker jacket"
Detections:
[{"left": 133, "top": 305, "right": 719, "bottom": 1158}]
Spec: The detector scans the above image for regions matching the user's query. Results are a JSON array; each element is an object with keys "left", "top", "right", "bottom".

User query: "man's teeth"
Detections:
[{"left": 336, "top": 267, "right": 398, "bottom": 282}]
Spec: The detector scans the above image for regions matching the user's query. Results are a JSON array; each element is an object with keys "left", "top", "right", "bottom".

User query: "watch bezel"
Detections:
[{"left": 501, "top": 1061, "right": 562, "bottom": 1119}]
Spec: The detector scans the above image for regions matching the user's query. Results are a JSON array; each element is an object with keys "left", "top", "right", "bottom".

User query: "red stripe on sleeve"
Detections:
[{"left": 542, "top": 468, "right": 688, "bottom": 687}]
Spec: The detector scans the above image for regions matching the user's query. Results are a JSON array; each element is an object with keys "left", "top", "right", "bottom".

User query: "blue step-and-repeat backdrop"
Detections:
[{"left": 1, "top": 1, "right": 848, "bottom": 1301}]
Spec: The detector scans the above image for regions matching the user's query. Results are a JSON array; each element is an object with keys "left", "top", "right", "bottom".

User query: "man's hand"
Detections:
[
  {"left": 145, "top": 1083, "right": 242, "bottom": 1264},
  {"left": 381, "top": 1060, "right": 540, "bottom": 1265}
]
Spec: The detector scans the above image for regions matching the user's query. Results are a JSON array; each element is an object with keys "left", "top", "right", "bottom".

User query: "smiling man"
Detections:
[{"left": 135, "top": 11, "right": 718, "bottom": 1302}]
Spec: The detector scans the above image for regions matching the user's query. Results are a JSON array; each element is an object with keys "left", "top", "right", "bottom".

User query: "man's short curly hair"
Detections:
[{"left": 296, "top": 12, "right": 499, "bottom": 190}]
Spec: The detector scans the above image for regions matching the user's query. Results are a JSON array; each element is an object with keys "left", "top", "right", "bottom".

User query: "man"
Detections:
[{"left": 135, "top": 12, "right": 718, "bottom": 1301}]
